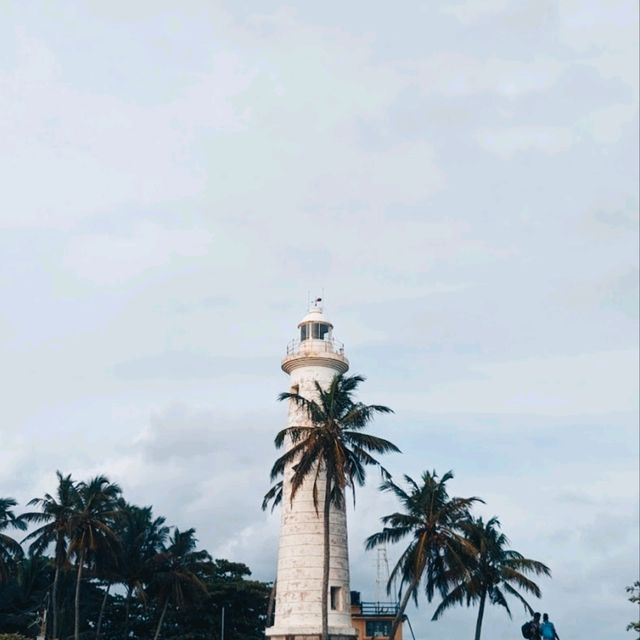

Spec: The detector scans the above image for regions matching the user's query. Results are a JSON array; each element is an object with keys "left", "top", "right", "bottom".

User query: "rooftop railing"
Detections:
[
  {"left": 285, "top": 338, "right": 345, "bottom": 356},
  {"left": 356, "top": 602, "right": 400, "bottom": 617}
]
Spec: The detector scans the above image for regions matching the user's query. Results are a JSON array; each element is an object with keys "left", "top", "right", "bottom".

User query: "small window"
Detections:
[
  {"left": 300, "top": 324, "right": 310, "bottom": 341},
  {"left": 365, "top": 620, "right": 391, "bottom": 637},
  {"left": 330, "top": 586, "right": 342, "bottom": 611}
]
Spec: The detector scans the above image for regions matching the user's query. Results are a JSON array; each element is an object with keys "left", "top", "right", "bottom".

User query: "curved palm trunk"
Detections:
[
  {"left": 96, "top": 581, "right": 111, "bottom": 639},
  {"left": 52, "top": 563, "right": 60, "bottom": 639},
  {"left": 389, "top": 574, "right": 420, "bottom": 640},
  {"left": 153, "top": 597, "right": 169, "bottom": 640},
  {"left": 74, "top": 548, "right": 86, "bottom": 640},
  {"left": 321, "top": 472, "right": 331, "bottom": 640},
  {"left": 474, "top": 589, "right": 487, "bottom": 640}
]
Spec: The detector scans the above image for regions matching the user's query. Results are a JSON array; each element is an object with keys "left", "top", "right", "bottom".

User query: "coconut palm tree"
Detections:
[
  {"left": 148, "top": 527, "right": 210, "bottom": 640},
  {"left": 21, "top": 471, "right": 77, "bottom": 639},
  {"left": 0, "top": 498, "right": 26, "bottom": 582},
  {"left": 431, "top": 516, "right": 551, "bottom": 640},
  {"left": 266, "top": 373, "right": 399, "bottom": 640},
  {"left": 67, "top": 475, "right": 122, "bottom": 640},
  {"left": 365, "top": 470, "right": 482, "bottom": 640},
  {"left": 115, "top": 502, "right": 169, "bottom": 640}
]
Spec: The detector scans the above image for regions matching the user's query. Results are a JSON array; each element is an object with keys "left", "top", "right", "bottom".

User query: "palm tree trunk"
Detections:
[
  {"left": 390, "top": 574, "right": 420, "bottom": 640},
  {"left": 74, "top": 548, "right": 86, "bottom": 640},
  {"left": 123, "top": 586, "right": 132, "bottom": 640},
  {"left": 474, "top": 589, "right": 487, "bottom": 640},
  {"left": 96, "top": 581, "right": 111, "bottom": 639},
  {"left": 52, "top": 563, "right": 60, "bottom": 639},
  {"left": 153, "top": 597, "right": 169, "bottom": 640},
  {"left": 321, "top": 471, "right": 331, "bottom": 640}
]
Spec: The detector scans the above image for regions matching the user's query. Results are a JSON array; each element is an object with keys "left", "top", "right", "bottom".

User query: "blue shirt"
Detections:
[{"left": 540, "top": 621, "right": 556, "bottom": 639}]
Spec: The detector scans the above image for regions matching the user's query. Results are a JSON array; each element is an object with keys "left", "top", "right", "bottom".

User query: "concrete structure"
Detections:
[
  {"left": 350, "top": 592, "right": 402, "bottom": 640},
  {"left": 266, "top": 299, "right": 357, "bottom": 640}
]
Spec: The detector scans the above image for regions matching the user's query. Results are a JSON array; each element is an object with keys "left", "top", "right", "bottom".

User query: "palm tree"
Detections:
[
  {"left": 115, "top": 502, "right": 169, "bottom": 640},
  {"left": 67, "top": 475, "right": 122, "bottom": 640},
  {"left": 148, "top": 527, "right": 210, "bottom": 640},
  {"left": 266, "top": 373, "right": 399, "bottom": 640},
  {"left": 21, "top": 471, "right": 77, "bottom": 639},
  {"left": 0, "top": 498, "right": 26, "bottom": 582},
  {"left": 365, "top": 470, "right": 482, "bottom": 640},
  {"left": 431, "top": 516, "right": 551, "bottom": 640}
]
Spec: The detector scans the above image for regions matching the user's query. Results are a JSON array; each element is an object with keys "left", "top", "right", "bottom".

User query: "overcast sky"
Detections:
[{"left": 1, "top": 1, "right": 638, "bottom": 638}]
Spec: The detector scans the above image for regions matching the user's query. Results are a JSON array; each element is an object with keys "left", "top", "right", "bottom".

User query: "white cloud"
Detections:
[
  {"left": 579, "top": 104, "right": 638, "bottom": 144},
  {"left": 399, "top": 350, "right": 639, "bottom": 415},
  {"left": 442, "top": 0, "right": 512, "bottom": 23},
  {"left": 475, "top": 125, "right": 575, "bottom": 158},
  {"left": 62, "top": 221, "right": 213, "bottom": 284},
  {"left": 413, "top": 53, "right": 564, "bottom": 98}
]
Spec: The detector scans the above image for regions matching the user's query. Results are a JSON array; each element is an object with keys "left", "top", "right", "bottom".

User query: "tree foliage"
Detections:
[
  {"left": 366, "top": 470, "right": 482, "bottom": 640},
  {"left": 431, "top": 516, "right": 550, "bottom": 640},
  {"left": 0, "top": 475, "right": 270, "bottom": 640}
]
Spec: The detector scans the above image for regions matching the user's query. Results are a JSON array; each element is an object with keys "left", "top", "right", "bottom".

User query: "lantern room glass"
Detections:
[{"left": 300, "top": 323, "right": 331, "bottom": 341}]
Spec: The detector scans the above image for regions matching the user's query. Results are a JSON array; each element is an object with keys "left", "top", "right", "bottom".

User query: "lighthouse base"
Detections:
[
  {"left": 266, "top": 625, "right": 357, "bottom": 640},
  {"left": 266, "top": 635, "right": 356, "bottom": 640}
]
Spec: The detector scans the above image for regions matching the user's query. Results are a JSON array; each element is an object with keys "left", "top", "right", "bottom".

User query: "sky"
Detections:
[{"left": 0, "top": 1, "right": 638, "bottom": 638}]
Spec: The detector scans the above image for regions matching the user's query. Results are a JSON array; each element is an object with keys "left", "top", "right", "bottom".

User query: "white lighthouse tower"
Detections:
[{"left": 266, "top": 299, "right": 357, "bottom": 640}]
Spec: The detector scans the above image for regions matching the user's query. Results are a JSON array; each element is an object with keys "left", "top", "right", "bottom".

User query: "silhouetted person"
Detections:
[
  {"left": 540, "top": 613, "right": 560, "bottom": 639},
  {"left": 529, "top": 612, "right": 542, "bottom": 640}
]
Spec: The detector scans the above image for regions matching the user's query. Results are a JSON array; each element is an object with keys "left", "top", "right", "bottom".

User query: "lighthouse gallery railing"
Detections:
[{"left": 285, "top": 338, "right": 345, "bottom": 356}]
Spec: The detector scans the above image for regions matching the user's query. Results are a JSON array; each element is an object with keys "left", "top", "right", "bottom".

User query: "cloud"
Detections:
[
  {"left": 112, "top": 351, "right": 272, "bottom": 381},
  {"left": 0, "top": 31, "right": 250, "bottom": 230},
  {"left": 475, "top": 125, "right": 575, "bottom": 158},
  {"left": 62, "top": 221, "right": 213, "bottom": 284},
  {"left": 579, "top": 104, "right": 638, "bottom": 144},
  {"left": 412, "top": 53, "right": 564, "bottom": 99},
  {"left": 1, "top": 3, "right": 637, "bottom": 639},
  {"left": 415, "top": 350, "right": 639, "bottom": 415},
  {"left": 442, "top": 0, "right": 513, "bottom": 23}
]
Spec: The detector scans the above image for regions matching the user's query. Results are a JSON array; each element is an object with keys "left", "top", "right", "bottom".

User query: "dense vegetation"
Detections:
[{"left": 0, "top": 477, "right": 269, "bottom": 640}]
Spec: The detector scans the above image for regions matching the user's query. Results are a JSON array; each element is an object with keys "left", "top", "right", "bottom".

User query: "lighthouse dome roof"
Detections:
[{"left": 297, "top": 299, "right": 333, "bottom": 328}]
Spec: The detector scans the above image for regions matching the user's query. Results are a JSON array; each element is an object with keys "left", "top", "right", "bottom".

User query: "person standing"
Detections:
[
  {"left": 529, "top": 612, "right": 542, "bottom": 639},
  {"left": 540, "top": 613, "right": 560, "bottom": 639}
]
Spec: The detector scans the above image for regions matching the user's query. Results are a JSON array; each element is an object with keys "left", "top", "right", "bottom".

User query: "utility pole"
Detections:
[{"left": 220, "top": 605, "right": 225, "bottom": 640}]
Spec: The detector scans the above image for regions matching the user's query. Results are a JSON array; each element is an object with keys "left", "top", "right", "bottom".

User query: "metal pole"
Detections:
[{"left": 220, "top": 606, "right": 225, "bottom": 640}]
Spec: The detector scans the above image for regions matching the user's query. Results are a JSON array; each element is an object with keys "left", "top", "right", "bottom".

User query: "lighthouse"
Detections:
[{"left": 266, "top": 299, "right": 357, "bottom": 640}]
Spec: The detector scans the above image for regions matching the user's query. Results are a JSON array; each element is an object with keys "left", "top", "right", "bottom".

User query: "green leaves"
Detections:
[
  {"left": 429, "top": 514, "right": 551, "bottom": 639},
  {"left": 0, "top": 498, "right": 25, "bottom": 583},
  {"left": 3, "top": 473, "right": 271, "bottom": 639},
  {"left": 265, "top": 372, "right": 398, "bottom": 511},
  {"left": 365, "top": 470, "right": 485, "bottom": 639}
]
